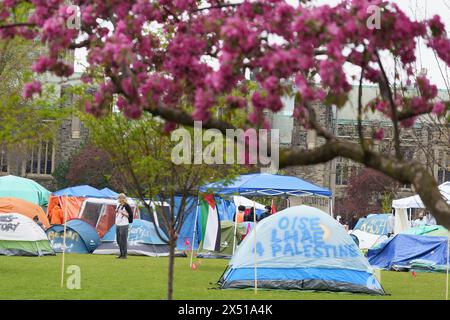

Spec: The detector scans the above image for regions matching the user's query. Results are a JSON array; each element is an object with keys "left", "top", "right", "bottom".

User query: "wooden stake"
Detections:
[{"left": 60, "top": 196, "right": 68, "bottom": 288}]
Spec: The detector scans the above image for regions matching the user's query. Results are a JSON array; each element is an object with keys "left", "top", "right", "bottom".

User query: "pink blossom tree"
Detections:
[{"left": 1, "top": 0, "right": 450, "bottom": 234}]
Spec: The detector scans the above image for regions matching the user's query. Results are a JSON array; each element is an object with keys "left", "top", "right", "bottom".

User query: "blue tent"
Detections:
[
  {"left": 201, "top": 173, "right": 332, "bottom": 197},
  {"left": 100, "top": 187, "right": 119, "bottom": 198},
  {"left": 46, "top": 219, "right": 100, "bottom": 253},
  {"left": 53, "top": 185, "right": 113, "bottom": 198},
  {"left": 354, "top": 214, "right": 392, "bottom": 235},
  {"left": 368, "top": 234, "right": 449, "bottom": 270},
  {"left": 219, "top": 205, "right": 385, "bottom": 295},
  {"left": 93, "top": 219, "right": 169, "bottom": 256}
]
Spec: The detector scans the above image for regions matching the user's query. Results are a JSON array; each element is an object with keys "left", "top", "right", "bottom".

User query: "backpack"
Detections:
[{"left": 126, "top": 205, "right": 134, "bottom": 224}]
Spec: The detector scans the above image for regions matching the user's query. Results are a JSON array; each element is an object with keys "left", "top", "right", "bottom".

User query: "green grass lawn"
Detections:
[{"left": 0, "top": 254, "right": 447, "bottom": 300}]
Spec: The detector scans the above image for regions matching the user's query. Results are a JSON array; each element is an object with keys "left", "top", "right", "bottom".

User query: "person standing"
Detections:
[
  {"left": 115, "top": 193, "right": 133, "bottom": 259},
  {"left": 257, "top": 206, "right": 272, "bottom": 222}
]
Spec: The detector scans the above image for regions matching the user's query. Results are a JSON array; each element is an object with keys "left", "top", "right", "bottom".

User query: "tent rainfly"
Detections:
[{"left": 0, "top": 175, "right": 51, "bottom": 206}]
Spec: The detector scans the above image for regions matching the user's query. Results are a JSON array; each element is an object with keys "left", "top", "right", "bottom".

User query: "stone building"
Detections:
[
  {"left": 0, "top": 73, "right": 87, "bottom": 191},
  {"left": 270, "top": 85, "right": 450, "bottom": 216}
]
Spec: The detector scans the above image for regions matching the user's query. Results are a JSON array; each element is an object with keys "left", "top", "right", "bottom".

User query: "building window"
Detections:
[
  {"left": 438, "top": 167, "right": 450, "bottom": 184},
  {"left": 0, "top": 148, "right": 7, "bottom": 173},
  {"left": 335, "top": 158, "right": 349, "bottom": 186},
  {"left": 71, "top": 115, "right": 81, "bottom": 139},
  {"left": 25, "top": 141, "right": 55, "bottom": 175}
]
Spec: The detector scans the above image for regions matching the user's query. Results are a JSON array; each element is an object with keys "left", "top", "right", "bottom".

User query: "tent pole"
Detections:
[
  {"left": 189, "top": 197, "right": 200, "bottom": 268},
  {"left": 253, "top": 201, "right": 257, "bottom": 294},
  {"left": 60, "top": 195, "right": 68, "bottom": 288},
  {"left": 446, "top": 234, "right": 449, "bottom": 300},
  {"left": 232, "top": 203, "right": 238, "bottom": 255}
]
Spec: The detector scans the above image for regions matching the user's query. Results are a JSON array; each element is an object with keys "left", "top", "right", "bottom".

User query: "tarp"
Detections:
[
  {"left": 402, "top": 225, "right": 449, "bottom": 237},
  {"left": 392, "top": 181, "right": 450, "bottom": 209},
  {"left": 354, "top": 214, "right": 392, "bottom": 235},
  {"left": 350, "top": 229, "right": 388, "bottom": 250},
  {"left": 219, "top": 205, "right": 385, "bottom": 295},
  {"left": 0, "top": 197, "right": 50, "bottom": 228},
  {"left": 0, "top": 175, "right": 51, "bottom": 206},
  {"left": 201, "top": 173, "right": 332, "bottom": 197},
  {"left": 53, "top": 185, "right": 113, "bottom": 198},
  {"left": 368, "top": 234, "right": 449, "bottom": 270},
  {"left": 0, "top": 213, "right": 54, "bottom": 256},
  {"left": 197, "top": 221, "right": 247, "bottom": 258},
  {"left": 93, "top": 219, "right": 169, "bottom": 256},
  {"left": 47, "top": 195, "right": 85, "bottom": 222},
  {"left": 46, "top": 219, "right": 101, "bottom": 253},
  {"left": 100, "top": 188, "right": 119, "bottom": 198}
]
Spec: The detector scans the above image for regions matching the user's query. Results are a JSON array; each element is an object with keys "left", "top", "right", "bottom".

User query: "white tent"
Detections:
[
  {"left": 233, "top": 196, "right": 266, "bottom": 210},
  {"left": 0, "top": 213, "right": 54, "bottom": 256},
  {"left": 392, "top": 182, "right": 450, "bottom": 209}
]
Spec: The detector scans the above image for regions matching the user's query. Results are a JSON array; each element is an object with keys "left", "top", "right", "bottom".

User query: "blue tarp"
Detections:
[
  {"left": 53, "top": 185, "right": 113, "bottom": 198},
  {"left": 368, "top": 234, "right": 449, "bottom": 270},
  {"left": 46, "top": 219, "right": 100, "bottom": 253},
  {"left": 220, "top": 205, "right": 384, "bottom": 295},
  {"left": 100, "top": 188, "right": 119, "bottom": 198},
  {"left": 201, "top": 173, "right": 332, "bottom": 197},
  {"left": 354, "top": 214, "right": 392, "bottom": 235}
]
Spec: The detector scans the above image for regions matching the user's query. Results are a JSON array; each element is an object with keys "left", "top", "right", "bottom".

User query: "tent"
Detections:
[
  {"left": 392, "top": 182, "right": 450, "bottom": 209},
  {"left": 46, "top": 219, "right": 101, "bottom": 253},
  {"left": 0, "top": 175, "right": 51, "bottom": 206},
  {"left": 0, "top": 213, "right": 54, "bottom": 256},
  {"left": 351, "top": 214, "right": 391, "bottom": 250},
  {"left": 402, "top": 225, "right": 449, "bottom": 237},
  {"left": 93, "top": 219, "right": 169, "bottom": 256},
  {"left": 48, "top": 185, "right": 115, "bottom": 223},
  {"left": 0, "top": 197, "right": 50, "bottom": 228},
  {"left": 353, "top": 214, "right": 391, "bottom": 235},
  {"left": 201, "top": 173, "right": 332, "bottom": 198},
  {"left": 368, "top": 234, "right": 449, "bottom": 272},
  {"left": 219, "top": 205, "right": 385, "bottom": 295},
  {"left": 78, "top": 198, "right": 140, "bottom": 238},
  {"left": 197, "top": 221, "right": 248, "bottom": 258},
  {"left": 100, "top": 187, "right": 119, "bottom": 198}
]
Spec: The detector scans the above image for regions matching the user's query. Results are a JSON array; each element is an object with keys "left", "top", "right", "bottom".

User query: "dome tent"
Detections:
[
  {"left": 46, "top": 219, "right": 101, "bottom": 253},
  {"left": 0, "top": 213, "right": 54, "bottom": 256},
  {"left": 93, "top": 219, "right": 169, "bottom": 257},
  {"left": 0, "top": 175, "right": 51, "bottom": 206},
  {"left": 0, "top": 197, "right": 50, "bottom": 229},
  {"left": 219, "top": 205, "right": 385, "bottom": 295}
]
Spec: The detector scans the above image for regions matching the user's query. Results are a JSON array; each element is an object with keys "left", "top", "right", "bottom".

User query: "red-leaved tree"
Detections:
[{"left": 1, "top": 0, "right": 450, "bottom": 245}]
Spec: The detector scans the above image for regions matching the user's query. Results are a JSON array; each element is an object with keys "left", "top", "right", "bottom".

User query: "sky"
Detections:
[{"left": 74, "top": 0, "right": 450, "bottom": 89}]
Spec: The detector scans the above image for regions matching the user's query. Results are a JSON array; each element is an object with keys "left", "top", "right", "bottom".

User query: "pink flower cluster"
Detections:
[{"left": 0, "top": 0, "right": 449, "bottom": 129}]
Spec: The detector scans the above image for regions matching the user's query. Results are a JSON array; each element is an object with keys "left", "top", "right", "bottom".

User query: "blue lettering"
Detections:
[
  {"left": 283, "top": 242, "right": 295, "bottom": 256},
  {"left": 279, "top": 217, "right": 289, "bottom": 230},
  {"left": 272, "top": 243, "right": 282, "bottom": 257},
  {"left": 303, "top": 244, "right": 312, "bottom": 257},
  {"left": 284, "top": 230, "right": 299, "bottom": 243}
]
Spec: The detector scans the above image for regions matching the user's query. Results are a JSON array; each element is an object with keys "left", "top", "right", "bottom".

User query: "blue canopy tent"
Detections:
[
  {"left": 46, "top": 219, "right": 100, "bottom": 253},
  {"left": 201, "top": 173, "right": 332, "bottom": 198},
  {"left": 193, "top": 173, "right": 333, "bottom": 269}
]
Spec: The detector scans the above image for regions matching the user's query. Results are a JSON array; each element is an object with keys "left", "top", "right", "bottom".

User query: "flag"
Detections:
[
  {"left": 271, "top": 199, "right": 277, "bottom": 214},
  {"left": 199, "top": 194, "right": 220, "bottom": 252}
]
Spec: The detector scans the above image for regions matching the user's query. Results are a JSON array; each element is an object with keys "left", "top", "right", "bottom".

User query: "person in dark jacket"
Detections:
[
  {"left": 257, "top": 206, "right": 273, "bottom": 222},
  {"left": 115, "top": 193, "right": 133, "bottom": 259}
]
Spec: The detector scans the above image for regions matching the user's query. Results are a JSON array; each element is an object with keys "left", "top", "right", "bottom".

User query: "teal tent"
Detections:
[{"left": 0, "top": 175, "right": 51, "bottom": 206}]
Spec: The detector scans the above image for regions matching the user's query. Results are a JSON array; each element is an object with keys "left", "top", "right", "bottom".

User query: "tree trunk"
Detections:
[{"left": 167, "top": 232, "right": 176, "bottom": 300}]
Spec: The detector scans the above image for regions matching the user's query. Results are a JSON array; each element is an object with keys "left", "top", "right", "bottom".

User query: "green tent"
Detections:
[
  {"left": 403, "top": 225, "right": 449, "bottom": 237},
  {"left": 197, "top": 221, "right": 247, "bottom": 258},
  {"left": 0, "top": 213, "right": 54, "bottom": 256},
  {"left": 0, "top": 175, "right": 51, "bottom": 206}
]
